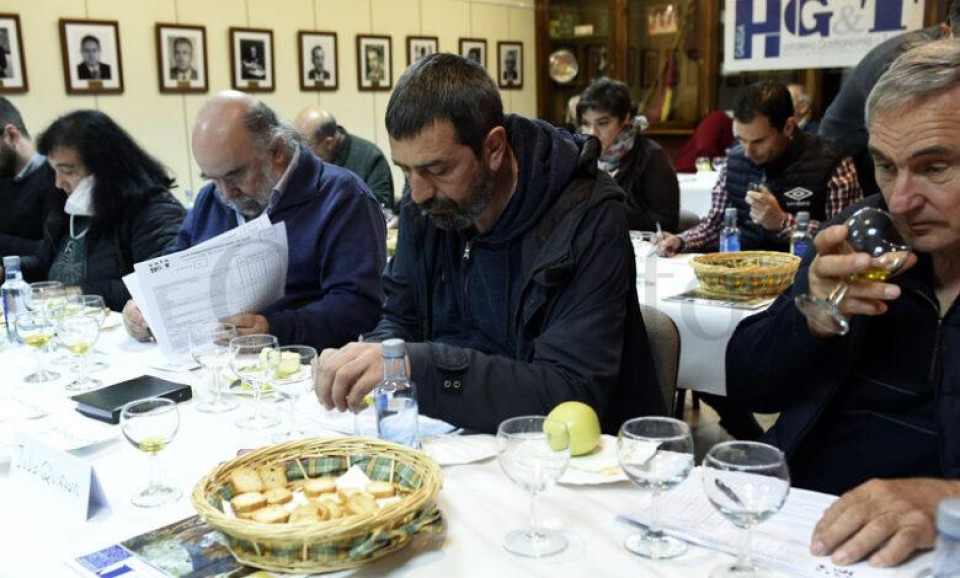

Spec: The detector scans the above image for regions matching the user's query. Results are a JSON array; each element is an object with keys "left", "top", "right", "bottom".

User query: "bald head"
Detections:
[{"left": 294, "top": 105, "right": 340, "bottom": 162}]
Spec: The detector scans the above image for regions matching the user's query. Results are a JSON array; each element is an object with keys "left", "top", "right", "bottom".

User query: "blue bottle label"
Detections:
[{"left": 720, "top": 235, "right": 740, "bottom": 253}]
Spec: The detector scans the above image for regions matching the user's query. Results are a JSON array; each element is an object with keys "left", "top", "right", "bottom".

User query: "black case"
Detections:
[{"left": 71, "top": 375, "right": 193, "bottom": 424}]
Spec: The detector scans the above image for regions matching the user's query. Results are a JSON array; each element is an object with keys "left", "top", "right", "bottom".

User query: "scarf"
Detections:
[{"left": 598, "top": 121, "right": 638, "bottom": 175}]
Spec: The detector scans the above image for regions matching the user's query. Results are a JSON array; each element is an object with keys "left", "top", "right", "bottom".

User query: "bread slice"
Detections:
[
  {"left": 230, "top": 467, "right": 264, "bottom": 494},
  {"left": 231, "top": 491, "right": 267, "bottom": 514},
  {"left": 345, "top": 492, "right": 379, "bottom": 516},
  {"left": 264, "top": 486, "right": 293, "bottom": 505},
  {"left": 303, "top": 477, "right": 337, "bottom": 497},
  {"left": 365, "top": 481, "right": 395, "bottom": 499},
  {"left": 252, "top": 505, "right": 290, "bottom": 524},
  {"left": 289, "top": 503, "right": 324, "bottom": 524},
  {"left": 325, "top": 502, "right": 344, "bottom": 520},
  {"left": 257, "top": 464, "right": 288, "bottom": 490}
]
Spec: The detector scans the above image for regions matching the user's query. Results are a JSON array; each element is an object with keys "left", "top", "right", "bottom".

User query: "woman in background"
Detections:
[
  {"left": 578, "top": 78, "right": 680, "bottom": 232},
  {"left": 27, "top": 110, "right": 185, "bottom": 310}
]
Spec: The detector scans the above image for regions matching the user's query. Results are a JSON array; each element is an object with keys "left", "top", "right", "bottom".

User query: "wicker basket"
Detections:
[
  {"left": 191, "top": 437, "right": 444, "bottom": 574},
  {"left": 691, "top": 251, "right": 800, "bottom": 296}
]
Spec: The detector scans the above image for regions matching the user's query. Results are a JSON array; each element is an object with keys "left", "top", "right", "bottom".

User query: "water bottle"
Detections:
[
  {"left": 931, "top": 498, "right": 960, "bottom": 577},
  {"left": 790, "top": 211, "right": 813, "bottom": 258},
  {"left": 374, "top": 338, "right": 420, "bottom": 448},
  {"left": 720, "top": 207, "right": 741, "bottom": 252},
  {"left": 2, "top": 256, "right": 28, "bottom": 344}
]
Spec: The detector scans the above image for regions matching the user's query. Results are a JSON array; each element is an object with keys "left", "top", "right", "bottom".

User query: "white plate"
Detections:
[
  {"left": 559, "top": 434, "right": 628, "bottom": 485},
  {"left": 422, "top": 434, "right": 498, "bottom": 466}
]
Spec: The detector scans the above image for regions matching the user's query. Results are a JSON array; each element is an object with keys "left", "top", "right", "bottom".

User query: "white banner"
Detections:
[{"left": 724, "top": 0, "right": 926, "bottom": 73}]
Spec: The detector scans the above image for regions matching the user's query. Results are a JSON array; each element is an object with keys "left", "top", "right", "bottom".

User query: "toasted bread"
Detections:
[
  {"left": 252, "top": 505, "right": 290, "bottom": 524},
  {"left": 345, "top": 492, "right": 379, "bottom": 516},
  {"left": 230, "top": 467, "right": 264, "bottom": 494},
  {"left": 264, "top": 486, "right": 293, "bottom": 505},
  {"left": 231, "top": 491, "right": 267, "bottom": 514},
  {"left": 257, "top": 464, "right": 288, "bottom": 490},
  {"left": 365, "top": 481, "right": 395, "bottom": 499},
  {"left": 303, "top": 477, "right": 337, "bottom": 497}
]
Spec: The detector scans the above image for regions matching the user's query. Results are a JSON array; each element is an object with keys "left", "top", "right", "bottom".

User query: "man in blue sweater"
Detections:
[{"left": 122, "top": 91, "right": 386, "bottom": 350}]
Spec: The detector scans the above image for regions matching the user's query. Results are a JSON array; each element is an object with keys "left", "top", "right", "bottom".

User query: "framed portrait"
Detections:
[
  {"left": 298, "top": 31, "right": 338, "bottom": 91},
  {"left": 459, "top": 38, "right": 486, "bottom": 69},
  {"left": 0, "top": 14, "right": 27, "bottom": 93},
  {"left": 497, "top": 41, "right": 522, "bottom": 89},
  {"left": 406, "top": 35, "right": 437, "bottom": 66},
  {"left": 155, "top": 23, "right": 207, "bottom": 94},
  {"left": 356, "top": 34, "right": 391, "bottom": 91},
  {"left": 647, "top": 4, "right": 679, "bottom": 36},
  {"left": 230, "top": 27, "right": 274, "bottom": 92},
  {"left": 59, "top": 19, "right": 123, "bottom": 95}
]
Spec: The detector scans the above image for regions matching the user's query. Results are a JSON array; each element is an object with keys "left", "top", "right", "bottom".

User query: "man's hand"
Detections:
[
  {"left": 121, "top": 300, "right": 153, "bottom": 342},
  {"left": 221, "top": 313, "right": 269, "bottom": 336},
  {"left": 746, "top": 188, "right": 788, "bottom": 231},
  {"left": 802, "top": 224, "right": 917, "bottom": 337},
  {"left": 811, "top": 478, "right": 960, "bottom": 568},
  {"left": 657, "top": 233, "right": 684, "bottom": 257},
  {"left": 315, "top": 342, "right": 385, "bottom": 412}
]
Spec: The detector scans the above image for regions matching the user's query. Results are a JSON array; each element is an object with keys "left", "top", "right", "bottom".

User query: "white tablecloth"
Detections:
[{"left": 678, "top": 171, "right": 719, "bottom": 219}]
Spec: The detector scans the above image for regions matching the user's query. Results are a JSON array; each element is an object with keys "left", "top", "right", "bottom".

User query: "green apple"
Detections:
[{"left": 546, "top": 401, "right": 602, "bottom": 456}]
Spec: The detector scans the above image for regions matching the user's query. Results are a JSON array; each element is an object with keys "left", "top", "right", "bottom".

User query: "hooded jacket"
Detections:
[{"left": 366, "top": 115, "right": 665, "bottom": 434}]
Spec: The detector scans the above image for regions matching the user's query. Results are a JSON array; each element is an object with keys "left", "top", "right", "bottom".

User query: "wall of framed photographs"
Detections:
[{"left": 6, "top": 0, "right": 535, "bottom": 206}]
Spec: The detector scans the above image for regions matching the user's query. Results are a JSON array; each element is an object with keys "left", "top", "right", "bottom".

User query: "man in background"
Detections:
[
  {"left": 294, "top": 105, "right": 394, "bottom": 211},
  {"left": 788, "top": 83, "right": 819, "bottom": 134},
  {"left": 77, "top": 35, "right": 111, "bottom": 80},
  {"left": 169, "top": 37, "right": 197, "bottom": 81}
]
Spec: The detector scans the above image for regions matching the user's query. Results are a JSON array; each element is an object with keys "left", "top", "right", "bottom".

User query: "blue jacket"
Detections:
[{"left": 170, "top": 147, "right": 386, "bottom": 349}]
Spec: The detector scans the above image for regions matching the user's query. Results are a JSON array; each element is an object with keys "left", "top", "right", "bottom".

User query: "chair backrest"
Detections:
[
  {"left": 638, "top": 303, "right": 680, "bottom": 415},
  {"left": 679, "top": 209, "right": 700, "bottom": 232}
]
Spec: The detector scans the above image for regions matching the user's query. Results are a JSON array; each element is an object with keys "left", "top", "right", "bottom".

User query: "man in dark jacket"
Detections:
[
  {"left": 294, "top": 106, "right": 395, "bottom": 211},
  {"left": 727, "top": 40, "right": 960, "bottom": 569},
  {"left": 122, "top": 91, "right": 386, "bottom": 350},
  {"left": 0, "top": 98, "right": 64, "bottom": 260},
  {"left": 316, "top": 53, "right": 664, "bottom": 434}
]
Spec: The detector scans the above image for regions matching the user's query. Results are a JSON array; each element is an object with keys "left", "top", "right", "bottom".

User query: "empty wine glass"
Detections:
[
  {"left": 58, "top": 316, "right": 101, "bottom": 392},
  {"left": 271, "top": 345, "right": 317, "bottom": 442},
  {"left": 27, "top": 281, "right": 65, "bottom": 320},
  {"left": 189, "top": 322, "right": 239, "bottom": 413},
  {"left": 121, "top": 397, "right": 182, "bottom": 507},
  {"left": 497, "top": 416, "right": 571, "bottom": 558},
  {"left": 617, "top": 416, "right": 694, "bottom": 559},
  {"left": 15, "top": 312, "right": 60, "bottom": 383},
  {"left": 229, "top": 334, "right": 280, "bottom": 430},
  {"left": 702, "top": 441, "right": 791, "bottom": 578},
  {"left": 795, "top": 207, "right": 912, "bottom": 336},
  {"left": 711, "top": 156, "right": 727, "bottom": 172}
]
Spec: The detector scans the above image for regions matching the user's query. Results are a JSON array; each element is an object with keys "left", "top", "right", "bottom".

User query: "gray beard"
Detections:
[
  {"left": 420, "top": 171, "right": 496, "bottom": 232},
  {"left": 226, "top": 164, "right": 283, "bottom": 218}
]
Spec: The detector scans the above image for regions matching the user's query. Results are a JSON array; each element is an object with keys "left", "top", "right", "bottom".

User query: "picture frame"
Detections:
[
  {"left": 229, "top": 27, "right": 274, "bottom": 92},
  {"left": 406, "top": 35, "right": 437, "bottom": 66},
  {"left": 59, "top": 19, "right": 123, "bottom": 95},
  {"left": 298, "top": 31, "right": 338, "bottom": 91},
  {"left": 459, "top": 38, "right": 486, "bottom": 69},
  {"left": 155, "top": 23, "right": 207, "bottom": 94},
  {"left": 497, "top": 41, "right": 522, "bottom": 89},
  {"left": 356, "top": 34, "right": 391, "bottom": 91},
  {"left": 647, "top": 4, "right": 679, "bottom": 36},
  {"left": 0, "top": 14, "right": 27, "bottom": 93}
]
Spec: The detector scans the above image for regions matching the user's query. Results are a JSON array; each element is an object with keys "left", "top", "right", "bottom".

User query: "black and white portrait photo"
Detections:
[
  {"left": 406, "top": 36, "right": 437, "bottom": 67},
  {"left": 498, "top": 41, "right": 523, "bottom": 89},
  {"left": 298, "top": 31, "right": 337, "bottom": 91},
  {"left": 156, "top": 23, "right": 207, "bottom": 93},
  {"left": 230, "top": 27, "right": 274, "bottom": 92},
  {"left": 59, "top": 19, "right": 123, "bottom": 94},
  {"left": 0, "top": 14, "right": 27, "bottom": 93},
  {"left": 356, "top": 35, "right": 391, "bottom": 91},
  {"left": 459, "top": 38, "right": 487, "bottom": 69}
]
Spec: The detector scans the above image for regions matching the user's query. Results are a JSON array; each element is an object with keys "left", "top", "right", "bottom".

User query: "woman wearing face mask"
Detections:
[
  {"left": 23, "top": 110, "right": 185, "bottom": 311},
  {"left": 578, "top": 78, "right": 680, "bottom": 232}
]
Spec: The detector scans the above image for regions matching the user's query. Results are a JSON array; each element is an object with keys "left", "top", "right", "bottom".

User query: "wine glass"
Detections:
[
  {"left": 27, "top": 281, "right": 65, "bottom": 320},
  {"left": 270, "top": 345, "right": 317, "bottom": 442},
  {"left": 189, "top": 322, "right": 239, "bottom": 413},
  {"left": 120, "top": 397, "right": 182, "bottom": 507},
  {"left": 53, "top": 295, "right": 107, "bottom": 370},
  {"left": 712, "top": 156, "right": 727, "bottom": 172},
  {"left": 229, "top": 334, "right": 281, "bottom": 430},
  {"left": 702, "top": 441, "right": 791, "bottom": 578},
  {"left": 496, "top": 416, "right": 571, "bottom": 558},
  {"left": 696, "top": 156, "right": 712, "bottom": 172},
  {"left": 58, "top": 316, "right": 101, "bottom": 392},
  {"left": 15, "top": 312, "right": 60, "bottom": 383},
  {"left": 795, "top": 207, "right": 912, "bottom": 336},
  {"left": 617, "top": 416, "right": 694, "bottom": 559}
]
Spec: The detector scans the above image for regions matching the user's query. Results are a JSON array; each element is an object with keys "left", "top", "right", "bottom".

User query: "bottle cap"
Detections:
[
  {"left": 3, "top": 255, "right": 21, "bottom": 268},
  {"left": 938, "top": 498, "right": 960, "bottom": 539},
  {"left": 382, "top": 338, "right": 406, "bottom": 358},
  {"left": 796, "top": 211, "right": 810, "bottom": 226}
]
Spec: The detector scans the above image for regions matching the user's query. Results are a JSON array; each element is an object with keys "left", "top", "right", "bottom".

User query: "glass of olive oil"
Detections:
[
  {"left": 59, "top": 315, "right": 101, "bottom": 392},
  {"left": 121, "top": 397, "right": 181, "bottom": 507},
  {"left": 795, "top": 207, "right": 912, "bottom": 336},
  {"left": 15, "top": 312, "right": 60, "bottom": 383}
]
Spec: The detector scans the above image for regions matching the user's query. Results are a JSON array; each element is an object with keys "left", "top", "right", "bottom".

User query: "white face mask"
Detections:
[{"left": 64, "top": 174, "right": 96, "bottom": 216}]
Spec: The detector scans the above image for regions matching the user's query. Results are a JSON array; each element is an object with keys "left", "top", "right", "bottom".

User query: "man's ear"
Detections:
[
  {"left": 483, "top": 126, "right": 508, "bottom": 172},
  {"left": 782, "top": 117, "right": 796, "bottom": 139},
  {"left": 2, "top": 124, "right": 19, "bottom": 146}
]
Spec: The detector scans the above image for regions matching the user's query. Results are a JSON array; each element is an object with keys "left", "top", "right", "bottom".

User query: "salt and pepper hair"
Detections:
[
  {"left": 866, "top": 38, "right": 960, "bottom": 125},
  {"left": 243, "top": 100, "right": 300, "bottom": 158}
]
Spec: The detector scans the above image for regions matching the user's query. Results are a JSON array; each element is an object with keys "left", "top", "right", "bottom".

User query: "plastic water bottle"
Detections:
[
  {"left": 931, "top": 498, "right": 960, "bottom": 577},
  {"left": 790, "top": 211, "right": 813, "bottom": 258},
  {"left": 2, "top": 256, "right": 28, "bottom": 343},
  {"left": 720, "top": 207, "right": 741, "bottom": 252},
  {"left": 374, "top": 338, "right": 420, "bottom": 448}
]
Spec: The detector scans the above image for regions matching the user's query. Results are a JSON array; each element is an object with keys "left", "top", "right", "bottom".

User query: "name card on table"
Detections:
[{"left": 10, "top": 432, "right": 110, "bottom": 521}]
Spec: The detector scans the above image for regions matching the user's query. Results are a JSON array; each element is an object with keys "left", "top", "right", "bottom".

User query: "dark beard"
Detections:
[{"left": 419, "top": 165, "right": 496, "bottom": 231}]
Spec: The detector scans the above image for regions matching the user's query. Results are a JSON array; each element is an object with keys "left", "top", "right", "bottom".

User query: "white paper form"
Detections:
[{"left": 130, "top": 216, "right": 289, "bottom": 356}]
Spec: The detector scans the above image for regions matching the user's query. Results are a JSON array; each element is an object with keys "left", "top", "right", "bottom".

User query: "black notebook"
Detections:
[{"left": 71, "top": 375, "right": 193, "bottom": 424}]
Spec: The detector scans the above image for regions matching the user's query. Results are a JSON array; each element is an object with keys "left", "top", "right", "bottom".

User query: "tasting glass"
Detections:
[
  {"left": 270, "top": 345, "right": 317, "bottom": 442},
  {"left": 189, "top": 322, "right": 239, "bottom": 413},
  {"left": 120, "top": 397, "right": 182, "bottom": 507},
  {"left": 15, "top": 312, "right": 60, "bottom": 382},
  {"left": 58, "top": 315, "right": 101, "bottom": 392},
  {"left": 229, "top": 334, "right": 280, "bottom": 430}
]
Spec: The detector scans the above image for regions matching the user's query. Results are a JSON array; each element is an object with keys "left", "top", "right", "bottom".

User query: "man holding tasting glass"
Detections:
[{"left": 726, "top": 39, "right": 960, "bottom": 569}]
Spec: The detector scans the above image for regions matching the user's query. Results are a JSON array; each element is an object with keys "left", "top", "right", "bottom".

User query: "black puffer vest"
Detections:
[{"left": 725, "top": 132, "right": 843, "bottom": 251}]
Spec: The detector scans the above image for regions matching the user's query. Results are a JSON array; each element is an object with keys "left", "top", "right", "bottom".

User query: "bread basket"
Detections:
[
  {"left": 691, "top": 251, "right": 800, "bottom": 296},
  {"left": 191, "top": 437, "right": 444, "bottom": 573}
]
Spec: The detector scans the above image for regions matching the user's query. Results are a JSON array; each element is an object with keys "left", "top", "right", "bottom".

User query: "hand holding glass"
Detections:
[
  {"left": 189, "top": 322, "right": 239, "bottom": 413},
  {"left": 271, "top": 345, "right": 317, "bottom": 442},
  {"left": 229, "top": 334, "right": 280, "bottom": 430},
  {"left": 120, "top": 397, "right": 182, "bottom": 507},
  {"left": 58, "top": 316, "right": 101, "bottom": 392}
]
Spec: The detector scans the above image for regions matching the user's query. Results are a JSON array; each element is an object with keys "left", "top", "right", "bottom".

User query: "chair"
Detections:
[
  {"left": 678, "top": 209, "right": 700, "bottom": 232},
  {"left": 638, "top": 303, "right": 680, "bottom": 416}
]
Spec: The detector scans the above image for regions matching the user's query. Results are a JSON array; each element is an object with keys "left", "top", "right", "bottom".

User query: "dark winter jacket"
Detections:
[
  {"left": 0, "top": 160, "right": 65, "bottom": 259},
  {"left": 615, "top": 136, "right": 680, "bottom": 233}
]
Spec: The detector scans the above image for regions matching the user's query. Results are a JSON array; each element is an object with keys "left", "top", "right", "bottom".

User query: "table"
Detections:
[
  {"left": 678, "top": 170, "right": 719, "bottom": 219},
  {"left": 0, "top": 317, "right": 931, "bottom": 578}
]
